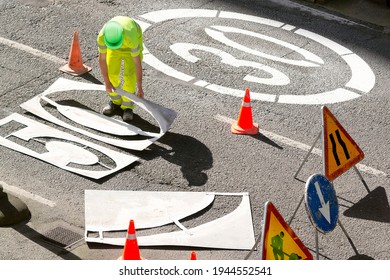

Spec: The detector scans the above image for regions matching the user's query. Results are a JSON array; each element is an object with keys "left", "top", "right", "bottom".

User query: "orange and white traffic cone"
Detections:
[
  {"left": 120, "top": 219, "right": 142, "bottom": 260},
  {"left": 59, "top": 31, "right": 91, "bottom": 76},
  {"left": 190, "top": 251, "right": 197, "bottom": 260},
  {"left": 231, "top": 88, "right": 259, "bottom": 135}
]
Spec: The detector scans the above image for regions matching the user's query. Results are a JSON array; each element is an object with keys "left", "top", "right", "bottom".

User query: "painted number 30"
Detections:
[{"left": 136, "top": 9, "right": 375, "bottom": 105}]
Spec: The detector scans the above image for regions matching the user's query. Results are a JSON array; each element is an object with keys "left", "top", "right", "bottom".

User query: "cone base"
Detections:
[
  {"left": 0, "top": 193, "right": 31, "bottom": 227},
  {"left": 59, "top": 64, "right": 91, "bottom": 76},
  {"left": 231, "top": 121, "right": 259, "bottom": 135},
  {"left": 118, "top": 255, "right": 144, "bottom": 260}
]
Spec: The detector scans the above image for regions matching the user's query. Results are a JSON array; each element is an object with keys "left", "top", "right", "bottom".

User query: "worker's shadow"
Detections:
[
  {"left": 132, "top": 130, "right": 213, "bottom": 187},
  {"left": 65, "top": 73, "right": 213, "bottom": 186}
]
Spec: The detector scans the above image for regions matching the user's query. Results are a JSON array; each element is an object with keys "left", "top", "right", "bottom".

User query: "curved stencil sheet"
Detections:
[
  {"left": 85, "top": 190, "right": 215, "bottom": 231},
  {"left": 20, "top": 78, "right": 177, "bottom": 150},
  {"left": 0, "top": 113, "right": 138, "bottom": 179},
  {"left": 85, "top": 191, "right": 255, "bottom": 250}
]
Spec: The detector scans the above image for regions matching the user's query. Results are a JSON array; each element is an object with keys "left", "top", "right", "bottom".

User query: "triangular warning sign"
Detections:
[
  {"left": 260, "top": 201, "right": 313, "bottom": 260},
  {"left": 322, "top": 106, "right": 364, "bottom": 181}
]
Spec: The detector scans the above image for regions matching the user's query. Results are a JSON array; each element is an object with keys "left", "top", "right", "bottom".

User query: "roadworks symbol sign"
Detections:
[
  {"left": 260, "top": 201, "right": 313, "bottom": 260},
  {"left": 322, "top": 106, "right": 364, "bottom": 181}
]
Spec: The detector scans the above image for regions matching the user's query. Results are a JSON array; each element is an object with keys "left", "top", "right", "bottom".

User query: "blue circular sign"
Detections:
[{"left": 305, "top": 173, "right": 339, "bottom": 233}]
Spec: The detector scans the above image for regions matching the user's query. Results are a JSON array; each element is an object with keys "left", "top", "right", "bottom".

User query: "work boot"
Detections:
[
  {"left": 122, "top": 108, "right": 134, "bottom": 122},
  {"left": 102, "top": 101, "right": 120, "bottom": 116}
]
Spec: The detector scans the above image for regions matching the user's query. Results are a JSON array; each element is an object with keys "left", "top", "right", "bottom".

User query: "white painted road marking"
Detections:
[
  {"left": 138, "top": 9, "right": 376, "bottom": 105},
  {"left": 206, "top": 25, "right": 324, "bottom": 67},
  {"left": 214, "top": 114, "right": 388, "bottom": 178},
  {"left": 0, "top": 36, "right": 66, "bottom": 65},
  {"left": 170, "top": 42, "right": 290, "bottom": 86}
]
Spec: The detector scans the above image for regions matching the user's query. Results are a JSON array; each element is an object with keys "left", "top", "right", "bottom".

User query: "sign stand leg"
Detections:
[
  {"left": 353, "top": 166, "right": 371, "bottom": 194},
  {"left": 288, "top": 194, "right": 304, "bottom": 225},
  {"left": 338, "top": 219, "right": 359, "bottom": 255},
  {"left": 294, "top": 131, "right": 322, "bottom": 179},
  {"left": 291, "top": 131, "right": 321, "bottom": 225},
  {"left": 244, "top": 226, "right": 262, "bottom": 260},
  {"left": 315, "top": 229, "right": 319, "bottom": 260}
]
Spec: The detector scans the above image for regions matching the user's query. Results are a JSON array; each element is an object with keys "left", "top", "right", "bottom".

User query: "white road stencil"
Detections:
[
  {"left": 85, "top": 190, "right": 255, "bottom": 250},
  {"left": 0, "top": 113, "right": 138, "bottom": 179},
  {"left": 20, "top": 78, "right": 177, "bottom": 151}
]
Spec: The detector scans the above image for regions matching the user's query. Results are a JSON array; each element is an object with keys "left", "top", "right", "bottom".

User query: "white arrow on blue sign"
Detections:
[{"left": 304, "top": 173, "right": 339, "bottom": 233}]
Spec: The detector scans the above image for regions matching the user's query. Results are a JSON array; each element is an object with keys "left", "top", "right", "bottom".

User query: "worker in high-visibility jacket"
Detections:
[{"left": 97, "top": 16, "right": 144, "bottom": 122}]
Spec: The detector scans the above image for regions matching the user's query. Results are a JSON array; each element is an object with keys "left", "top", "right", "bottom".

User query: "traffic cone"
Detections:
[
  {"left": 190, "top": 251, "right": 197, "bottom": 260},
  {"left": 0, "top": 183, "right": 31, "bottom": 226},
  {"left": 59, "top": 31, "right": 91, "bottom": 76},
  {"left": 231, "top": 88, "right": 259, "bottom": 135},
  {"left": 121, "top": 220, "right": 142, "bottom": 260}
]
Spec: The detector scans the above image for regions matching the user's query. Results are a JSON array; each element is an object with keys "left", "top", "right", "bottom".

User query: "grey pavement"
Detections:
[
  {"left": 302, "top": 0, "right": 390, "bottom": 32},
  {"left": 65, "top": 0, "right": 390, "bottom": 261},
  {"left": 1, "top": 0, "right": 389, "bottom": 261}
]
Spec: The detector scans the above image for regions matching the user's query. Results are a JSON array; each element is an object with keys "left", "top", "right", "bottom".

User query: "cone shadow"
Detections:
[
  {"left": 79, "top": 72, "right": 103, "bottom": 85},
  {"left": 250, "top": 132, "right": 283, "bottom": 149},
  {"left": 343, "top": 186, "right": 390, "bottom": 223}
]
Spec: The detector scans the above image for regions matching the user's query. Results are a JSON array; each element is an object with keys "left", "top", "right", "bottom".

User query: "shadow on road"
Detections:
[
  {"left": 79, "top": 72, "right": 103, "bottom": 85},
  {"left": 348, "top": 254, "right": 375, "bottom": 260},
  {"left": 251, "top": 132, "right": 283, "bottom": 149},
  {"left": 343, "top": 186, "right": 390, "bottom": 223},
  {"left": 12, "top": 223, "right": 82, "bottom": 260},
  {"left": 139, "top": 131, "right": 213, "bottom": 187}
]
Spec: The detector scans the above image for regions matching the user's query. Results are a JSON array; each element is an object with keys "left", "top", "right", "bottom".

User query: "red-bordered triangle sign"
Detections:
[
  {"left": 260, "top": 201, "right": 313, "bottom": 260},
  {"left": 322, "top": 106, "right": 364, "bottom": 181}
]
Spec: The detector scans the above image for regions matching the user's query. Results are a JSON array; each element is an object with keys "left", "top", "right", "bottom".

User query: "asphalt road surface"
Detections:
[{"left": 0, "top": 0, "right": 389, "bottom": 261}]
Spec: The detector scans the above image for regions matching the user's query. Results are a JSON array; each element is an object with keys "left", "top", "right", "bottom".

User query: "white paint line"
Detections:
[
  {"left": 295, "top": 28, "right": 352, "bottom": 56},
  {"left": 143, "top": 52, "right": 194, "bottom": 82},
  {"left": 194, "top": 80, "right": 209, "bottom": 87},
  {"left": 170, "top": 42, "right": 290, "bottom": 86},
  {"left": 218, "top": 11, "right": 284, "bottom": 28},
  {"left": 1, "top": 181, "right": 56, "bottom": 208},
  {"left": 209, "top": 25, "right": 324, "bottom": 66},
  {"left": 281, "top": 24, "right": 296, "bottom": 31},
  {"left": 343, "top": 53, "right": 376, "bottom": 93},
  {"left": 277, "top": 88, "right": 361, "bottom": 105},
  {"left": 215, "top": 114, "right": 389, "bottom": 178},
  {"left": 206, "top": 84, "right": 277, "bottom": 102},
  {"left": 0, "top": 36, "right": 66, "bottom": 65}
]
